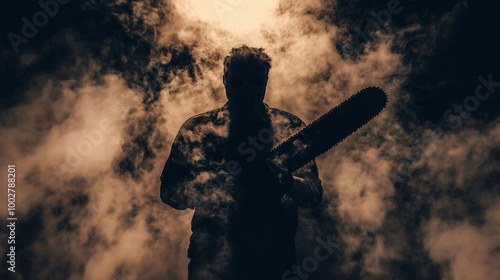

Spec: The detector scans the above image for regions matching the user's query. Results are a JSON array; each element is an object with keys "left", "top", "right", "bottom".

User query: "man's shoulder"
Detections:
[
  {"left": 179, "top": 105, "right": 306, "bottom": 130},
  {"left": 268, "top": 107, "right": 306, "bottom": 128},
  {"left": 181, "top": 107, "right": 227, "bottom": 129}
]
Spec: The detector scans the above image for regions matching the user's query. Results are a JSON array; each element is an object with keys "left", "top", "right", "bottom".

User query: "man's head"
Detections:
[{"left": 223, "top": 46, "right": 272, "bottom": 109}]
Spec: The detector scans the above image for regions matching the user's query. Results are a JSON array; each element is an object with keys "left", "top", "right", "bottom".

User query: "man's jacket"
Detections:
[{"left": 160, "top": 102, "right": 322, "bottom": 279}]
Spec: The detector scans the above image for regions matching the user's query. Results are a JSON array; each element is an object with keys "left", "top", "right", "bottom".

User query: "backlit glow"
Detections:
[{"left": 177, "top": 0, "right": 281, "bottom": 33}]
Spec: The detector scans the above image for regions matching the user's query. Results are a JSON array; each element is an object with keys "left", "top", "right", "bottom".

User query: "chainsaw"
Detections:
[{"left": 267, "top": 86, "right": 388, "bottom": 173}]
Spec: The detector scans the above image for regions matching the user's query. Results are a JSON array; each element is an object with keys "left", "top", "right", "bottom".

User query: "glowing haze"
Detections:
[{"left": 177, "top": 0, "right": 280, "bottom": 33}]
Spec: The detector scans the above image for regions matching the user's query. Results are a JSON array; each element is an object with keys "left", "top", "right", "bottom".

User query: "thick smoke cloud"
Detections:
[{"left": 0, "top": 0, "right": 498, "bottom": 279}]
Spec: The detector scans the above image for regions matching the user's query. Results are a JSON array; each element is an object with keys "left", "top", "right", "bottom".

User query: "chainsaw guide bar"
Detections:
[{"left": 268, "top": 86, "right": 388, "bottom": 173}]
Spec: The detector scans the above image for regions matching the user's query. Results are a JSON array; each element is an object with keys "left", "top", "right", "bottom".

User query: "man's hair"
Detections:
[{"left": 223, "top": 45, "right": 272, "bottom": 77}]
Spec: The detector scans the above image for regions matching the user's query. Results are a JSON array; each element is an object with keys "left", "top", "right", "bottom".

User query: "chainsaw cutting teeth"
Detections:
[{"left": 267, "top": 86, "right": 388, "bottom": 173}]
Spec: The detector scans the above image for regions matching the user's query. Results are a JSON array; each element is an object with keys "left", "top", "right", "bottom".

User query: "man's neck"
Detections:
[
  {"left": 225, "top": 101, "right": 271, "bottom": 128},
  {"left": 227, "top": 101, "right": 267, "bottom": 116}
]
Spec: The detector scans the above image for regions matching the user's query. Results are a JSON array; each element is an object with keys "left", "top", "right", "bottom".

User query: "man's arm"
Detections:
[
  {"left": 265, "top": 158, "right": 323, "bottom": 208},
  {"left": 160, "top": 127, "right": 195, "bottom": 210},
  {"left": 160, "top": 117, "right": 227, "bottom": 211},
  {"left": 160, "top": 118, "right": 215, "bottom": 210},
  {"left": 288, "top": 161, "right": 323, "bottom": 208},
  {"left": 263, "top": 111, "right": 323, "bottom": 208}
]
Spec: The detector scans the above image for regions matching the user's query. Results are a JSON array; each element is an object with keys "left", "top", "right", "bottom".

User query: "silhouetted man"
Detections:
[{"left": 160, "top": 46, "right": 322, "bottom": 280}]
